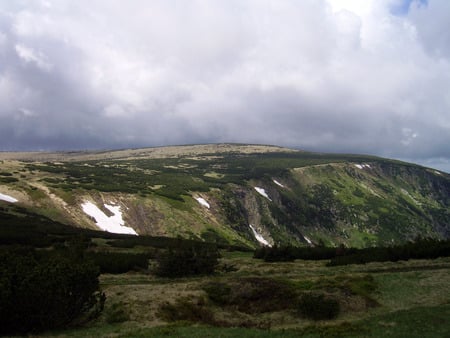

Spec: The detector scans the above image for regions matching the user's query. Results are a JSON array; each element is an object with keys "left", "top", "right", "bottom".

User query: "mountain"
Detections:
[{"left": 0, "top": 144, "right": 449, "bottom": 248}]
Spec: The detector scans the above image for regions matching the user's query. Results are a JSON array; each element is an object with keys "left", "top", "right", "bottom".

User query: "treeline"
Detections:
[
  {"left": 254, "top": 238, "right": 450, "bottom": 265},
  {"left": 87, "top": 252, "right": 152, "bottom": 274},
  {"left": 254, "top": 245, "right": 337, "bottom": 262},
  {"left": 327, "top": 238, "right": 450, "bottom": 266}
]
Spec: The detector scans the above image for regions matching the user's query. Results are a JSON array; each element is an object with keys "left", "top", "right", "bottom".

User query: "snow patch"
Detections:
[
  {"left": 81, "top": 201, "right": 137, "bottom": 235},
  {"left": 254, "top": 187, "right": 272, "bottom": 201},
  {"left": 273, "top": 179, "right": 285, "bottom": 188},
  {"left": 249, "top": 224, "right": 272, "bottom": 247},
  {"left": 195, "top": 197, "right": 210, "bottom": 209},
  {"left": 304, "top": 235, "right": 312, "bottom": 244},
  {"left": 0, "top": 193, "right": 18, "bottom": 203},
  {"left": 354, "top": 164, "right": 371, "bottom": 169}
]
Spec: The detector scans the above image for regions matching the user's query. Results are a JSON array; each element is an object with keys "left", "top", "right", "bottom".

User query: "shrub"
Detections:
[
  {"left": 155, "top": 243, "right": 220, "bottom": 278},
  {"left": 105, "top": 302, "right": 129, "bottom": 324},
  {"left": 204, "top": 277, "right": 298, "bottom": 314},
  {"left": 0, "top": 247, "right": 105, "bottom": 335},
  {"left": 297, "top": 293, "right": 340, "bottom": 320},
  {"left": 254, "top": 245, "right": 296, "bottom": 262},
  {"left": 157, "top": 297, "right": 215, "bottom": 324},
  {"left": 87, "top": 252, "right": 150, "bottom": 274}
]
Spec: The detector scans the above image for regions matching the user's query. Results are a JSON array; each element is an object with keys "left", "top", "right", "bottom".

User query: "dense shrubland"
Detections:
[
  {"left": 254, "top": 238, "right": 450, "bottom": 265},
  {"left": 0, "top": 246, "right": 104, "bottom": 335},
  {"left": 155, "top": 242, "right": 221, "bottom": 277}
]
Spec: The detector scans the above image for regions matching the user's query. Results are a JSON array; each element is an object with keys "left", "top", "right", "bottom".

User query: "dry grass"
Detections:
[
  {"left": 27, "top": 253, "right": 450, "bottom": 337},
  {"left": 0, "top": 143, "right": 298, "bottom": 162},
  {"left": 88, "top": 254, "right": 450, "bottom": 333}
]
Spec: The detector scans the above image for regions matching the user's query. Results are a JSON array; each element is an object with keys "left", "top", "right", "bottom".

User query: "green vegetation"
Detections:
[
  {"left": 155, "top": 243, "right": 221, "bottom": 277},
  {"left": 254, "top": 239, "right": 450, "bottom": 265},
  {"left": 0, "top": 226, "right": 449, "bottom": 336},
  {"left": 203, "top": 277, "right": 298, "bottom": 314},
  {"left": 0, "top": 246, "right": 104, "bottom": 335},
  {"left": 0, "top": 145, "right": 449, "bottom": 335},
  {"left": 1, "top": 145, "right": 447, "bottom": 247},
  {"left": 87, "top": 251, "right": 150, "bottom": 274},
  {"left": 297, "top": 293, "right": 340, "bottom": 320}
]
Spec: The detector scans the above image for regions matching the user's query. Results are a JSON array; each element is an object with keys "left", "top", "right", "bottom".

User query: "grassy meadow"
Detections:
[{"left": 36, "top": 249, "right": 450, "bottom": 338}]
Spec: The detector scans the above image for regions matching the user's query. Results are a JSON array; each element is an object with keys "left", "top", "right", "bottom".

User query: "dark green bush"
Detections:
[
  {"left": 203, "top": 282, "right": 232, "bottom": 304},
  {"left": 0, "top": 176, "right": 18, "bottom": 183},
  {"left": 254, "top": 245, "right": 337, "bottom": 262},
  {"left": 298, "top": 293, "right": 340, "bottom": 320},
  {"left": 105, "top": 302, "right": 129, "bottom": 323},
  {"left": 87, "top": 251, "right": 149, "bottom": 274},
  {"left": 204, "top": 277, "right": 298, "bottom": 314},
  {"left": 155, "top": 243, "right": 220, "bottom": 278},
  {"left": 0, "top": 247, "right": 104, "bottom": 335},
  {"left": 157, "top": 297, "right": 215, "bottom": 324}
]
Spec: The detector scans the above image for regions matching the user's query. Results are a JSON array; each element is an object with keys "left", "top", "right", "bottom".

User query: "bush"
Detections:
[
  {"left": 298, "top": 293, "right": 340, "bottom": 320},
  {"left": 204, "top": 277, "right": 298, "bottom": 314},
  {"left": 105, "top": 302, "right": 129, "bottom": 324},
  {"left": 157, "top": 297, "right": 215, "bottom": 324},
  {"left": 0, "top": 247, "right": 105, "bottom": 335},
  {"left": 155, "top": 243, "right": 220, "bottom": 278},
  {"left": 87, "top": 252, "right": 150, "bottom": 274},
  {"left": 254, "top": 245, "right": 337, "bottom": 262}
]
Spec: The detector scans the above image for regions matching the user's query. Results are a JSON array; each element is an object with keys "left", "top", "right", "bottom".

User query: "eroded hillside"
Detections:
[{"left": 1, "top": 144, "right": 449, "bottom": 248}]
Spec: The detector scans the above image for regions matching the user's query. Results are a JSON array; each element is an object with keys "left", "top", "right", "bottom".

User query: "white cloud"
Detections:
[
  {"left": 15, "top": 43, "right": 52, "bottom": 71},
  {"left": 0, "top": 0, "right": 448, "bottom": 171}
]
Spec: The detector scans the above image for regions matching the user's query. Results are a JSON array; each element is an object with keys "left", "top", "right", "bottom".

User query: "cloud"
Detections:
[
  {"left": 15, "top": 43, "right": 53, "bottom": 71},
  {"left": 0, "top": 0, "right": 449, "bottom": 172}
]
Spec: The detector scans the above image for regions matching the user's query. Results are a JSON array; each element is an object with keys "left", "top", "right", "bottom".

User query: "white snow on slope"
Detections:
[
  {"left": 82, "top": 201, "right": 137, "bottom": 235},
  {"left": 254, "top": 187, "right": 272, "bottom": 201},
  {"left": 0, "top": 193, "right": 18, "bottom": 203},
  {"left": 273, "top": 180, "right": 285, "bottom": 188},
  {"left": 249, "top": 224, "right": 272, "bottom": 247},
  {"left": 195, "top": 197, "right": 210, "bottom": 209},
  {"left": 354, "top": 164, "right": 371, "bottom": 169},
  {"left": 304, "top": 235, "right": 312, "bottom": 244}
]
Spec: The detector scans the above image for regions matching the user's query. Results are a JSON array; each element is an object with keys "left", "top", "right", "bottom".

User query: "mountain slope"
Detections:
[{"left": 0, "top": 144, "right": 449, "bottom": 248}]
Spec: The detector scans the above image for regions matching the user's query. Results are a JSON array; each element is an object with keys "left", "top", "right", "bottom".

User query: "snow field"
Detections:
[
  {"left": 254, "top": 187, "right": 272, "bottom": 201},
  {"left": 0, "top": 193, "right": 18, "bottom": 203},
  {"left": 195, "top": 197, "right": 210, "bottom": 209},
  {"left": 249, "top": 224, "right": 272, "bottom": 247},
  {"left": 81, "top": 201, "right": 137, "bottom": 235}
]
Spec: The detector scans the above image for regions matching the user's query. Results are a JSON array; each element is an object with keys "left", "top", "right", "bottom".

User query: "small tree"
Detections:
[
  {"left": 297, "top": 293, "right": 340, "bottom": 320},
  {"left": 155, "top": 243, "right": 220, "bottom": 278}
]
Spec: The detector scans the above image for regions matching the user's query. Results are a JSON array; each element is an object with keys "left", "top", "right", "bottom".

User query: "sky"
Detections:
[{"left": 0, "top": 0, "right": 449, "bottom": 172}]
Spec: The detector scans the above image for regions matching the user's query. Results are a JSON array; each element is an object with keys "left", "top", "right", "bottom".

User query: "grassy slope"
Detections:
[
  {"left": 1, "top": 144, "right": 449, "bottom": 247},
  {"left": 41, "top": 251, "right": 450, "bottom": 337}
]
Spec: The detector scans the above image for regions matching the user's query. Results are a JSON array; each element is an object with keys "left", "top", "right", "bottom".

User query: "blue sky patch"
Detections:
[{"left": 390, "top": 0, "right": 427, "bottom": 16}]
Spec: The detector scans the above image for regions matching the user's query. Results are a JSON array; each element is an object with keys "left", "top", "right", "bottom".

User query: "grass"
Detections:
[{"left": 31, "top": 253, "right": 450, "bottom": 337}]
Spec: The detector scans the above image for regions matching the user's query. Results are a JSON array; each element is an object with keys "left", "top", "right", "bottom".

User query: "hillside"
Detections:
[{"left": 0, "top": 144, "right": 449, "bottom": 248}]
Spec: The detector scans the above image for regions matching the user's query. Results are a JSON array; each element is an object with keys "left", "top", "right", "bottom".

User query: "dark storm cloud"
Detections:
[{"left": 0, "top": 0, "right": 449, "bottom": 172}]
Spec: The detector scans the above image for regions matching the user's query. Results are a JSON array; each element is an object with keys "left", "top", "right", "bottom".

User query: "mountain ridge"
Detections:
[{"left": 1, "top": 144, "right": 449, "bottom": 248}]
